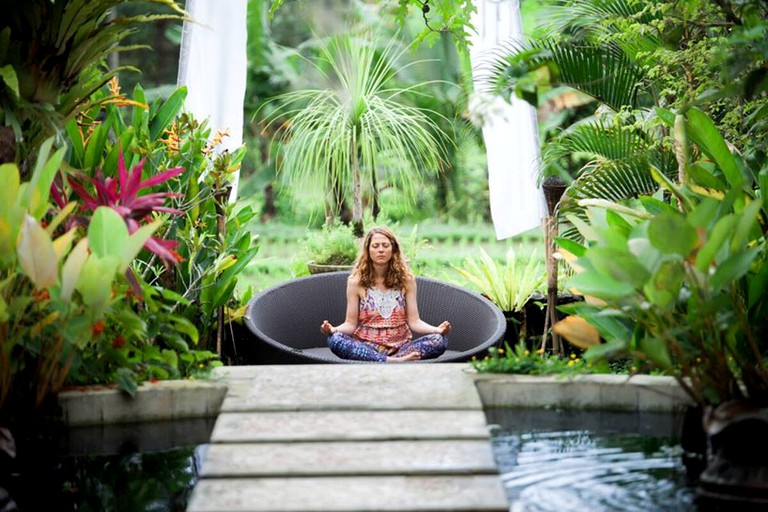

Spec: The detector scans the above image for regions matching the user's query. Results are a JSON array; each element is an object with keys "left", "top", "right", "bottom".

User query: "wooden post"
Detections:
[{"left": 540, "top": 177, "right": 567, "bottom": 355}]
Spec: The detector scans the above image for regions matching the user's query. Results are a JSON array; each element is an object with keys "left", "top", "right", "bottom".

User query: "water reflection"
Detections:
[
  {"left": 486, "top": 409, "right": 697, "bottom": 512},
  {"left": 2, "top": 417, "right": 215, "bottom": 511}
]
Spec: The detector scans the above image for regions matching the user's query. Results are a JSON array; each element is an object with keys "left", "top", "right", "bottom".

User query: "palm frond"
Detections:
[{"left": 552, "top": 120, "right": 677, "bottom": 240}]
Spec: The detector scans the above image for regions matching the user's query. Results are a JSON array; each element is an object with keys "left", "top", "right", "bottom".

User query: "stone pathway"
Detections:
[{"left": 186, "top": 363, "right": 509, "bottom": 512}]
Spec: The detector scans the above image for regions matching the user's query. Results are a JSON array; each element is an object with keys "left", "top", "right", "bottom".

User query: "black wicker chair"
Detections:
[{"left": 244, "top": 271, "right": 505, "bottom": 364}]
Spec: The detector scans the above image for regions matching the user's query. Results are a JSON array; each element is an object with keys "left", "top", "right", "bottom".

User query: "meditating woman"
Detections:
[{"left": 320, "top": 227, "right": 451, "bottom": 362}]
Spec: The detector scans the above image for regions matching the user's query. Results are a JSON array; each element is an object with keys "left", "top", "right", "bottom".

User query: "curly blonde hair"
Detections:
[{"left": 353, "top": 227, "right": 412, "bottom": 290}]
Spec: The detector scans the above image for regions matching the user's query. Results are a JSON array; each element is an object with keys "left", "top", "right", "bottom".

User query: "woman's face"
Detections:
[{"left": 368, "top": 233, "right": 394, "bottom": 265}]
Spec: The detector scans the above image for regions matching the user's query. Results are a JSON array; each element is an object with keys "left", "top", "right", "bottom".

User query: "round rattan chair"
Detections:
[{"left": 244, "top": 271, "right": 505, "bottom": 364}]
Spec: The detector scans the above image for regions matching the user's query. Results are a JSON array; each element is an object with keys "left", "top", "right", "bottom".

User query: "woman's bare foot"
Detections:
[{"left": 386, "top": 352, "right": 421, "bottom": 363}]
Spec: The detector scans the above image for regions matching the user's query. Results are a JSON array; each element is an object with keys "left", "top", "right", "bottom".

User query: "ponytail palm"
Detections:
[{"left": 265, "top": 33, "right": 448, "bottom": 235}]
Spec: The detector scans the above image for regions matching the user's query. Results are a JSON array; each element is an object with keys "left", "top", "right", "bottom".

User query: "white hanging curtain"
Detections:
[
  {"left": 468, "top": 0, "right": 546, "bottom": 240},
  {"left": 177, "top": 0, "right": 248, "bottom": 198}
]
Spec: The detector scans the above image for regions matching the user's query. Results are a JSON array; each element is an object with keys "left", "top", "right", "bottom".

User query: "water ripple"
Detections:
[{"left": 492, "top": 428, "right": 696, "bottom": 512}]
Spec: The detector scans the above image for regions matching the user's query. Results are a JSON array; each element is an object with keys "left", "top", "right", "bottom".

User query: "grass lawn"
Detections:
[{"left": 238, "top": 220, "right": 548, "bottom": 295}]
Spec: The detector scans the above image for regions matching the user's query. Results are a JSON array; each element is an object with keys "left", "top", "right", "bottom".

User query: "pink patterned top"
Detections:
[{"left": 353, "top": 287, "right": 412, "bottom": 353}]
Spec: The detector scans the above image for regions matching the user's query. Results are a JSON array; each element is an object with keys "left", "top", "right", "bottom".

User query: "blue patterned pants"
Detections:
[{"left": 327, "top": 332, "right": 448, "bottom": 362}]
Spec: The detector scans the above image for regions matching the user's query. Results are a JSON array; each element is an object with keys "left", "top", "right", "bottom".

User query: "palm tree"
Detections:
[
  {"left": 481, "top": 0, "right": 681, "bottom": 238},
  {"left": 484, "top": 0, "right": 768, "bottom": 239},
  {"left": 263, "top": 31, "right": 448, "bottom": 236}
]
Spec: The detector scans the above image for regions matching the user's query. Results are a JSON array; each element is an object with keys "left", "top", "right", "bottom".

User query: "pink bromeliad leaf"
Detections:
[{"left": 63, "top": 150, "right": 186, "bottom": 265}]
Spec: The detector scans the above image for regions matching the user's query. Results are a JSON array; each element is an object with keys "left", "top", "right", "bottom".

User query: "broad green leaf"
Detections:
[
  {"left": 104, "top": 127, "right": 135, "bottom": 171},
  {"left": 76, "top": 254, "right": 121, "bottom": 312},
  {"left": 730, "top": 199, "right": 762, "bottom": 253},
  {"left": 568, "top": 272, "right": 635, "bottom": 299},
  {"left": 88, "top": 207, "right": 129, "bottom": 258},
  {"left": 26, "top": 139, "right": 66, "bottom": 219},
  {"left": 149, "top": 86, "right": 186, "bottom": 141},
  {"left": 0, "top": 64, "right": 19, "bottom": 99},
  {"left": 627, "top": 237, "right": 662, "bottom": 274},
  {"left": 638, "top": 336, "right": 673, "bottom": 370},
  {"left": 648, "top": 213, "right": 697, "bottom": 256},
  {"left": 83, "top": 120, "right": 110, "bottom": 171},
  {"left": 644, "top": 260, "right": 684, "bottom": 310},
  {"left": 585, "top": 247, "right": 650, "bottom": 289},
  {"left": 638, "top": 196, "right": 676, "bottom": 216},
  {"left": 685, "top": 108, "right": 743, "bottom": 188},
  {"left": 0, "top": 163, "right": 20, "bottom": 220},
  {"left": 710, "top": 246, "right": 761, "bottom": 292},
  {"left": 695, "top": 214, "right": 737, "bottom": 272},
  {"left": 17, "top": 215, "right": 58, "bottom": 288},
  {"left": 61, "top": 238, "right": 89, "bottom": 301},
  {"left": 167, "top": 315, "right": 199, "bottom": 345},
  {"left": 650, "top": 165, "right": 694, "bottom": 212},
  {"left": 748, "top": 255, "right": 768, "bottom": 309},
  {"left": 117, "top": 220, "right": 161, "bottom": 270},
  {"left": 555, "top": 237, "right": 587, "bottom": 260},
  {"left": 64, "top": 119, "right": 85, "bottom": 167},
  {"left": 583, "top": 339, "right": 628, "bottom": 361}
]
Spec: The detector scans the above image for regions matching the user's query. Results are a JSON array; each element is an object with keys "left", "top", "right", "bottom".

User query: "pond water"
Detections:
[
  {"left": 486, "top": 408, "right": 699, "bottom": 512},
  {"left": 3, "top": 417, "right": 214, "bottom": 511}
]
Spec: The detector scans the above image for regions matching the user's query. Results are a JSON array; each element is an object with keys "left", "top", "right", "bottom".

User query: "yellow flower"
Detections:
[
  {"left": 570, "top": 353, "right": 576, "bottom": 359},
  {"left": 108, "top": 76, "right": 121, "bottom": 97},
  {"left": 567, "top": 360, "right": 574, "bottom": 367},
  {"left": 524, "top": 350, "right": 530, "bottom": 356},
  {"left": 536, "top": 349, "right": 545, "bottom": 355}
]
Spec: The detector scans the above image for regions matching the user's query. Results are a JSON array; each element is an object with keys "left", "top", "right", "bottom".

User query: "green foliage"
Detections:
[
  {"left": 557, "top": 107, "right": 768, "bottom": 407},
  {"left": 260, "top": 31, "right": 448, "bottom": 235},
  {"left": 452, "top": 247, "right": 545, "bottom": 312},
  {"left": 470, "top": 342, "right": 598, "bottom": 376},
  {"left": 0, "top": 139, "right": 165, "bottom": 418},
  {"left": 0, "top": 0, "right": 185, "bottom": 168},
  {"left": 301, "top": 222, "right": 360, "bottom": 266},
  {"left": 61, "top": 80, "right": 260, "bottom": 353}
]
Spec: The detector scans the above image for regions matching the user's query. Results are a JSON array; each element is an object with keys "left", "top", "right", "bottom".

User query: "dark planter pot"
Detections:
[
  {"left": 694, "top": 402, "right": 768, "bottom": 508},
  {"left": 307, "top": 262, "right": 353, "bottom": 275},
  {"left": 680, "top": 401, "right": 768, "bottom": 509},
  {"left": 499, "top": 293, "right": 584, "bottom": 351}
]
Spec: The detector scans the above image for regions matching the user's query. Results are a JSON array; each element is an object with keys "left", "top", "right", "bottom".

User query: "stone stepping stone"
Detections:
[
  {"left": 217, "top": 364, "right": 483, "bottom": 412},
  {"left": 200, "top": 439, "right": 499, "bottom": 477},
  {"left": 210, "top": 409, "right": 491, "bottom": 442},
  {"left": 187, "top": 475, "right": 509, "bottom": 512}
]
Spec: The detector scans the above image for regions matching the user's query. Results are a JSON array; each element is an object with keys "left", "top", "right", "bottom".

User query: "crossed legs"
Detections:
[{"left": 327, "top": 332, "right": 448, "bottom": 362}]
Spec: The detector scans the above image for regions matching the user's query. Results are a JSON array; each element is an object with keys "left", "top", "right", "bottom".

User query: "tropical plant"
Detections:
[
  {"left": 262, "top": 31, "right": 448, "bottom": 236},
  {"left": 301, "top": 221, "right": 360, "bottom": 268},
  {"left": 553, "top": 107, "right": 768, "bottom": 409},
  {"left": 484, "top": 0, "right": 768, "bottom": 240},
  {"left": 0, "top": 0, "right": 185, "bottom": 170},
  {"left": 452, "top": 247, "right": 545, "bottom": 313},
  {"left": 61, "top": 80, "right": 259, "bottom": 354},
  {"left": 0, "top": 138, "right": 170, "bottom": 426}
]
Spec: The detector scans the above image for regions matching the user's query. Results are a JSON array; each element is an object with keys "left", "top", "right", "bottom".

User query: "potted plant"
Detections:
[
  {"left": 553, "top": 107, "right": 768, "bottom": 504},
  {"left": 301, "top": 222, "right": 360, "bottom": 274},
  {"left": 452, "top": 247, "right": 545, "bottom": 346}
]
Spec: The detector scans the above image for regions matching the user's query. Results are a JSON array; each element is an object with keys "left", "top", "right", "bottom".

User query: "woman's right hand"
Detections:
[{"left": 320, "top": 320, "right": 335, "bottom": 335}]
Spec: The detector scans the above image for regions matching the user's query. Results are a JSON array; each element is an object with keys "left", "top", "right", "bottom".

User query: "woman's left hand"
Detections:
[{"left": 436, "top": 321, "right": 452, "bottom": 335}]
